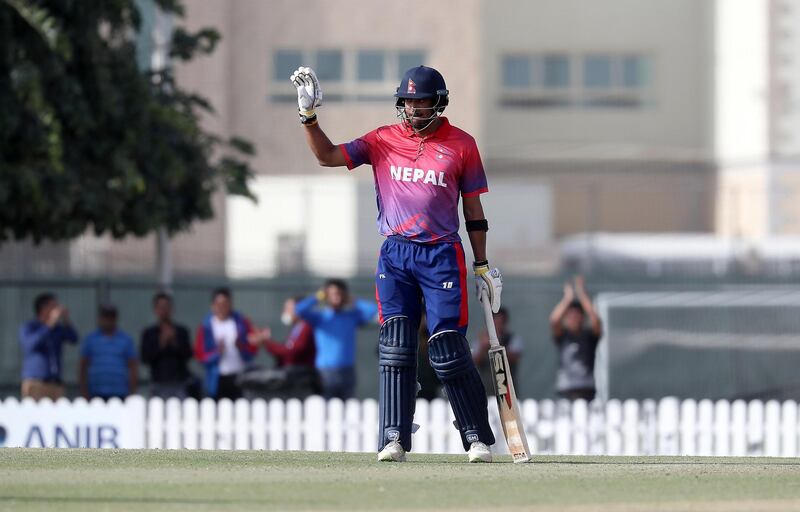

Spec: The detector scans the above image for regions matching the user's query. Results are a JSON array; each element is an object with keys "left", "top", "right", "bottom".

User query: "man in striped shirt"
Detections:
[{"left": 79, "top": 304, "right": 138, "bottom": 400}]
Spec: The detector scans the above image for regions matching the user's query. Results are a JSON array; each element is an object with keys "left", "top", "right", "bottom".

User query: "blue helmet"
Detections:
[{"left": 394, "top": 65, "right": 449, "bottom": 113}]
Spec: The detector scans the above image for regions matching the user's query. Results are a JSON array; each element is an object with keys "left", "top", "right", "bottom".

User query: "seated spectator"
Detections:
[
  {"left": 79, "top": 304, "right": 138, "bottom": 400},
  {"left": 296, "top": 278, "right": 377, "bottom": 400},
  {"left": 194, "top": 287, "right": 258, "bottom": 400},
  {"left": 471, "top": 306, "right": 523, "bottom": 394},
  {"left": 140, "top": 292, "right": 193, "bottom": 399},
  {"left": 19, "top": 293, "right": 78, "bottom": 400}
]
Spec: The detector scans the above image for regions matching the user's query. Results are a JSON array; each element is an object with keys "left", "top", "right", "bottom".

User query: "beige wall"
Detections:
[
  {"left": 483, "top": 0, "right": 714, "bottom": 161},
  {"left": 65, "top": 0, "right": 788, "bottom": 277}
]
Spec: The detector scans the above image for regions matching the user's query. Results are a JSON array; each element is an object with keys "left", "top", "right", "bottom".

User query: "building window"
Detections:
[
  {"left": 397, "top": 50, "right": 425, "bottom": 79},
  {"left": 315, "top": 50, "right": 343, "bottom": 81},
  {"left": 622, "top": 55, "right": 648, "bottom": 88},
  {"left": 271, "top": 49, "right": 425, "bottom": 103},
  {"left": 498, "top": 51, "right": 653, "bottom": 109},
  {"left": 358, "top": 50, "right": 385, "bottom": 81},
  {"left": 543, "top": 54, "right": 570, "bottom": 89},
  {"left": 502, "top": 55, "right": 532, "bottom": 88},
  {"left": 583, "top": 55, "right": 612, "bottom": 89},
  {"left": 273, "top": 50, "right": 303, "bottom": 81}
]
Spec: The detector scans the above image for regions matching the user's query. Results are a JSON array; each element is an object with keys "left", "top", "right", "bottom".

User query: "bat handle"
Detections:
[{"left": 479, "top": 289, "right": 501, "bottom": 348}]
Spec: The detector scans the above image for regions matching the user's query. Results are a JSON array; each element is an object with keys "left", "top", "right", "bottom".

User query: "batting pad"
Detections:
[
  {"left": 428, "top": 330, "right": 496, "bottom": 451},
  {"left": 378, "top": 316, "right": 418, "bottom": 451}
]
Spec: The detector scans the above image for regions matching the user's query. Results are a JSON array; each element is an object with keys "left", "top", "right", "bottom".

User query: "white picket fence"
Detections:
[
  {"left": 2, "top": 396, "right": 800, "bottom": 456},
  {"left": 141, "top": 396, "right": 799, "bottom": 456}
]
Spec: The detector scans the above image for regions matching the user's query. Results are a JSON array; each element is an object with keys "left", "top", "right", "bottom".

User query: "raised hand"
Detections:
[
  {"left": 47, "top": 306, "right": 63, "bottom": 327},
  {"left": 574, "top": 275, "right": 587, "bottom": 296},
  {"left": 290, "top": 66, "right": 322, "bottom": 118},
  {"left": 563, "top": 281, "right": 575, "bottom": 300},
  {"left": 159, "top": 323, "right": 176, "bottom": 346}
]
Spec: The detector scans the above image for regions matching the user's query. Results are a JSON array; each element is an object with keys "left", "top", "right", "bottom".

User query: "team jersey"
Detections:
[{"left": 339, "top": 118, "right": 488, "bottom": 243}]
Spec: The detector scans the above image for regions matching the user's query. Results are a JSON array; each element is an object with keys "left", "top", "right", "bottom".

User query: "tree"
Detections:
[{"left": 0, "top": 0, "right": 255, "bottom": 243}]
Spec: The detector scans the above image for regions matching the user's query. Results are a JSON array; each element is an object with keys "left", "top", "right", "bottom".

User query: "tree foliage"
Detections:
[{"left": 0, "top": 0, "right": 255, "bottom": 243}]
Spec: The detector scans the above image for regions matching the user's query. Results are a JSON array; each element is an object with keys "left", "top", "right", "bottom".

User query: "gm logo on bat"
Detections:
[{"left": 492, "top": 352, "right": 513, "bottom": 409}]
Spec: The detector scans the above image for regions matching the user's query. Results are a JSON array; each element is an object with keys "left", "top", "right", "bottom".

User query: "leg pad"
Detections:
[
  {"left": 378, "top": 316, "right": 418, "bottom": 451},
  {"left": 428, "top": 330, "right": 495, "bottom": 451}
]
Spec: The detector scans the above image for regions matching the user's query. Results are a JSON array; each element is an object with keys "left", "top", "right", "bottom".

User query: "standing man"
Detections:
[
  {"left": 549, "top": 276, "right": 603, "bottom": 401},
  {"left": 79, "top": 304, "right": 138, "bottom": 400},
  {"left": 260, "top": 296, "right": 316, "bottom": 370},
  {"left": 294, "top": 279, "right": 377, "bottom": 400},
  {"left": 291, "top": 65, "right": 502, "bottom": 462},
  {"left": 19, "top": 293, "right": 78, "bottom": 400},
  {"left": 140, "top": 292, "right": 193, "bottom": 399},
  {"left": 194, "top": 287, "right": 258, "bottom": 400}
]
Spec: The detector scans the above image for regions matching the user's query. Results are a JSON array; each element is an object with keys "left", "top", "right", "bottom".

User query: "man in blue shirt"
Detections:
[
  {"left": 295, "top": 279, "right": 377, "bottom": 399},
  {"left": 19, "top": 293, "right": 78, "bottom": 400},
  {"left": 79, "top": 304, "right": 138, "bottom": 400}
]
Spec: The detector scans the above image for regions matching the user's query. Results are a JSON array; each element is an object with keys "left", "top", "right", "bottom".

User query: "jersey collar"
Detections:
[{"left": 403, "top": 117, "right": 452, "bottom": 140}]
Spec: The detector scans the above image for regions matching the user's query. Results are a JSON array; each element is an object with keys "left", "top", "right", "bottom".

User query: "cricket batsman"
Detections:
[{"left": 291, "top": 65, "right": 502, "bottom": 463}]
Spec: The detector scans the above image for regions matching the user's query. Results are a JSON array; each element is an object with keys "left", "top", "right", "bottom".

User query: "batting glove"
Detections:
[
  {"left": 474, "top": 261, "right": 502, "bottom": 313},
  {"left": 290, "top": 66, "right": 323, "bottom": 122}
]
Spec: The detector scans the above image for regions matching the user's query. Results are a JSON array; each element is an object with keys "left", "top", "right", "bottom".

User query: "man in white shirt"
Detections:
[{"left": 194, "top": 287, "right": 259, "bottom": 399}]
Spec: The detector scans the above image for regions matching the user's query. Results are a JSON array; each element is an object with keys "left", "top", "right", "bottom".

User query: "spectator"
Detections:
[
  {"left": 79, "top": 304, "right": 138, "bottom": 400},
  {"left": 194, "top": 287, "right": 258, "bottom": 400},
  {"left": 140, "top": 292, "right": 193, "bottom": 399},
  {"left": 241, "top": 297, "right": 321, "bottom": 399},
  {"left": 295, "top": 279, "right": 377, "bottom": 400},
  {"left": 549, "top": 276, "right": 603, "bottom": 401},
  {"left": 471, "top": 306, "right": 523, "bottom": 393},
  {"left": 19, "top": 293, "right": 78, "bottom": 400},
  {"left": 259, "top": 297, "right": 316, "bottom": 369}
]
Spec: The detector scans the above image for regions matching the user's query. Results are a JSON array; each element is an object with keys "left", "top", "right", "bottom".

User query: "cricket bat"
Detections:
[{"left": 480, "top": 290, "right": 531, "bottom": 463}]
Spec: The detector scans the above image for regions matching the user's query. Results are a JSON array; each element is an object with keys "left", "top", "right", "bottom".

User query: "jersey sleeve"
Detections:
[
  {"left": 459, "top": 140, "right": 488, "bottom": 198},
  {"left": 339, "top": 129, "right": 379, "bottom": 170}
]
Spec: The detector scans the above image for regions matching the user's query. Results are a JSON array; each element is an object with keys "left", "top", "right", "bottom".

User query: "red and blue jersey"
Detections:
[{"left": 339, "top": 118, "right": 488, "bottom": 243}]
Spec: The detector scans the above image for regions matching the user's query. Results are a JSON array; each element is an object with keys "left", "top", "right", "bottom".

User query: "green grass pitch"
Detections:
[{"left": 1, "top": 449, "right": 800, "bottom": 511}]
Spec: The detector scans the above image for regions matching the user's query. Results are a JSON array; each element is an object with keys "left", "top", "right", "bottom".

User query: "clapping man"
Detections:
[
  {"left": 141, "top": 292, "right": 193, "bottom": 399},
  {"left": 194, "top": 287, "right": 258, "bottom": 400}
]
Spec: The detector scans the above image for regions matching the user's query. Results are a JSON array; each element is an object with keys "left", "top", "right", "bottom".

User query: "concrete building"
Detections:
[
  {"left": 199, "top": 0, "right": 720, "bottom": 277},
  {"left": 5, "top": 0, "right": 800, "bottom": 279}
]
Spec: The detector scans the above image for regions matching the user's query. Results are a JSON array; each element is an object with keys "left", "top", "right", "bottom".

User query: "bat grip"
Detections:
[{"left": 479, "top": 289, "right": 501, "bottom": 348}]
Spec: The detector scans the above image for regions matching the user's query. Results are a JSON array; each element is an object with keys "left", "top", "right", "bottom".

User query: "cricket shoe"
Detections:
[
  {"left": 378, "top": 441, "right": 406, "bottom": 462},
  {"left": 468, "top": 441, "right": 492, "bottom": 463}
]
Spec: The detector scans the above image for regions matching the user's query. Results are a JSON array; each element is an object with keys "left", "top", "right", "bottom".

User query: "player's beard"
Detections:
[{"left": 405, "top": 107, "right": 437, "bottom": 132}]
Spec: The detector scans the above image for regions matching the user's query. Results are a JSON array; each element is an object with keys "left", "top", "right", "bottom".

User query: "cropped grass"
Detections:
[{"left": 1, "top": 449, "right": 800, "bottom": 511}]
